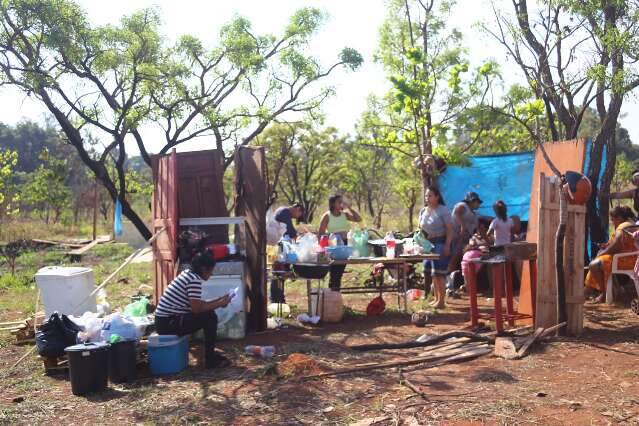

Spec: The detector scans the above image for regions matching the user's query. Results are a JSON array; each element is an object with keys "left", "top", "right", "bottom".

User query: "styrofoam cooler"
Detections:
[
  {"left": 35, "top": 266, "right": 97, "bottom": 317},
  {"left": 201, "top": 275, "right": 246, "bottom": 340}
]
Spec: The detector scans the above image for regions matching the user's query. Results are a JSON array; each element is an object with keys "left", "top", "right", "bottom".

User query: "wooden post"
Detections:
[{"left": 92, "top": 179, "right": 98, "bottom": 241}]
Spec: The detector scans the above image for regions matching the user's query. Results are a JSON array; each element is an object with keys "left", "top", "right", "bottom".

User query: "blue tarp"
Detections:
[{"left": 439, "top": 151, "right": 535, "bottom": 220}]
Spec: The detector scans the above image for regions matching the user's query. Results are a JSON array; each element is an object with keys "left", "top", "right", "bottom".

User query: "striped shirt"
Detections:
[{"left": 155, "top": 270, "right": 203, "bottom": 317}]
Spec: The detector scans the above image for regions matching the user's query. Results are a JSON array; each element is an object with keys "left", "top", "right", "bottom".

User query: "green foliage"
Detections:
[
  {"left": 0, "top": 149, "right": 18, "bottom": 216},
  {"left": 21, "top": 149, "right": 72, "bottom": 224},
  {"left": 257, "top": 122, "right": 344, "bottom": 222}
]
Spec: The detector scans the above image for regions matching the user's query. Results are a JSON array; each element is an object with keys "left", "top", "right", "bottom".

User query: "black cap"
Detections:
[{"left": 464, "top": 191, "right": 482, "bottom": 204}]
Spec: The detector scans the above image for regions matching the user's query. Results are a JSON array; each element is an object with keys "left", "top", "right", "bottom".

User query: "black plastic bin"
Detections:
[
  {"left": 65, "top": 342, "right": 111, "bottom": 396},
  {"left": 108, "top": 340, "right": 137, "bottom": 383}
]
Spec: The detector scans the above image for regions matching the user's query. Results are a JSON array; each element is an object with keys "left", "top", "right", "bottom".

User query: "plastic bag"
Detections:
[
  {"left": 35, "top": 312, "right": 83, "bottom": 357},
  {"left": 296, "top": 233, "right": 319, "bottom": 263},
  {"left": 70, "top": 312, "right": 104, "bottom": 343},
  {"left": 413, "top": 230, "right": 434, "bottom": 253},
  {"left": 351, "top": 229, "right": 369, "bottom": 257},
  {"left": 100, "top": 313, "right": 145, "bottom": 342},
  {"left": 215, "top": 288, "right": 244, "bottom": 326},
  {"left": 124, "top": 296, "right": 149, "bottom": 317},
  {"left": 266, "top": 209, "right": 287, "bottom": 246},
  {"left": 114, "top": 199, "right": 123, "bottom": 236}
]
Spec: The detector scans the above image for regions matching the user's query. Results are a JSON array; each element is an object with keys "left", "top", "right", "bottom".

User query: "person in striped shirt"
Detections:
[{"left": 155, "top": 250, "right": 233, "bottom": 368}]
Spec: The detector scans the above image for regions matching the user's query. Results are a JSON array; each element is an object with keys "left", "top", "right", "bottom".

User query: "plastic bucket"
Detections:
[
  {"left": 148, "top": 334, "right": 189, "bottom": 375},
  {"left": 108, "top": 340, "right": 137, "bottom": 383},
  {"left": 65, "top": 342, "right": 111, "bottom": 396}
]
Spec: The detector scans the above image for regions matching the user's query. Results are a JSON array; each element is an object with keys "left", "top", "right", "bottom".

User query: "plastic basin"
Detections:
[
  {"left": 326, "top": 246, "right": 353, "bottom": 260},
  {"left": 148, "top": 334, "right": 189, "bottom": 375}
]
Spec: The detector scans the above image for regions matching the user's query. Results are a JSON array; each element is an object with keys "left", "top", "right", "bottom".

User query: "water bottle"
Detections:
[
  {"left": 244, "top": 345, "right": 276, "bottom": 358},
  {"left": 329, "top": 233, "right": 343, "bottom": 246},
  {"left": 385, "top": 232, "right": 396, "bottom": 258}
]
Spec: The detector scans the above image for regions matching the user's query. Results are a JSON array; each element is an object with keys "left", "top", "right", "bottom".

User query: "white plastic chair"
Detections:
[{"left": 605, "top": 251, "right": 639, "bottom": 304}]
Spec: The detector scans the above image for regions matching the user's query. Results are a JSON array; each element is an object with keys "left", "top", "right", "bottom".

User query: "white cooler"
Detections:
[{"left": 35, "top": 266, "right": 97, "bottom": 317}]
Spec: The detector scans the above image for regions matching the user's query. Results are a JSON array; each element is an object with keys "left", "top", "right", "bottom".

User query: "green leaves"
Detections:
[
  {"left": 0, "top": 149, "right": 18, "bottom": 208},
  {"left": 339, "top": 48, "right": 363, "bottom": 71},
  {"left": 285, "top": 8, "right": 325, "bottom": 39}
]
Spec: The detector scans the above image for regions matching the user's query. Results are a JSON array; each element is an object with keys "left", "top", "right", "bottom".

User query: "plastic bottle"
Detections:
[
  {"left": 244, "top": 345, "right": 276, "bottom": 358},
  {"left": 385, "top": 232, "right": 396, "bottom": 258},
  {"left": 329, "top": 233, "right": 344, "bottom": 246},
  {"left": 319, "top": 235, "right": 329, "bottom": 250}
]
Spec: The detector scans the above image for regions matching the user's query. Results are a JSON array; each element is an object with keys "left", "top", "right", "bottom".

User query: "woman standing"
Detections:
[
  {"left": 319, "top": 194, "right": 362, "bottom": 291},
  {"left": 155, "top": 251, "right": 233, "bottom": 369},
  {"left": 418, "top": 187, "right": 453, "bottom": 308}
]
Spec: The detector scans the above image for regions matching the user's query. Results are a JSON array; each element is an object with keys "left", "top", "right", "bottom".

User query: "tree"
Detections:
[
  {"left": 340, "top": 140, "right": 393, "bottom": 229},
  {"left": 22, "top": 149, "right": 72, "bottom": 224},
  {"left": 0, "top": 1, "right": 362, "bottom": 238},
  {"left": 486, "top": 0, "right": 639, "bottom": 248},
  {"left": 392, "top": 154, "right": 422, "bottom": 230},
  {"left": 0, "top": 149, "right": 18, "bottom": 219},
  {"left": 376, "top": 0, "right": 497, "bottom": 193},
  {"left": 257, "top": 122, "right": 343, "bottom": 223}
]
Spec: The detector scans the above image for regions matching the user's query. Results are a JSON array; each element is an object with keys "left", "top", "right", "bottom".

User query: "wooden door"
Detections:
[
  {"left": 151, "top": 149, "right": 179, "bottom": 304},
  {"left": 235, "top": 146, "right": 268, "bottom": 332}
]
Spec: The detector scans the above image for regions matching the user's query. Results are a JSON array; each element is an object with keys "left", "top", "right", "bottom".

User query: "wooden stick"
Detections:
[
  {"left": 302, "top": 345, "right": 491, "bottom": 380},
  {"left": 11, "top": 345, "right": 36, "bottom": 369},
  {"left": 69, "top": 227, "right": 166, "bottom": 313},
  {"left": 350, "top": 331, "right": 491, "bottom": 352},
  {"left": 401, "top": 376, "right": 428, "bottom": 400},
  {"left": 539, "top": 322, "right": 566, "bottom": 339}
]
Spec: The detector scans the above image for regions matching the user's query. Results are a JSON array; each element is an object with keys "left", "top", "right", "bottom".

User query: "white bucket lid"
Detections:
[{"left": 35, "top": 266, "right": 93, "bottom": 277}]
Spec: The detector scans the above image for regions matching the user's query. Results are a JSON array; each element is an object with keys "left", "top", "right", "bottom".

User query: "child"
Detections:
[
  {"left": 488, "top": 200, "right": 513, "bottom": 246},
  {"left": 461, "top": 218, "right": 491, "bottom": 276}
]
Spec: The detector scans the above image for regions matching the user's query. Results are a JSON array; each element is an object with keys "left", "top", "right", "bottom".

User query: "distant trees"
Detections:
[
  {"left": 0, "top": 1, "right": 362, "bottom": 238},
  {"left": 0, "top": 149, "right": 18, "bottom": 219}
]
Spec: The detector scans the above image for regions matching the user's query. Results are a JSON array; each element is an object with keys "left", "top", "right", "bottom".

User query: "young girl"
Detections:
[{"left": 488, "top": 200, "right": 513, "bottom": 246}]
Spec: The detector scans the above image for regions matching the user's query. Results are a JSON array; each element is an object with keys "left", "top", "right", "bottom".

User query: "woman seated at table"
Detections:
[
  {"left": 318, "top": 194, "right": 362, "bottom": 291},
  {"left": 155, "top": 250, "right": 233, "bottom": 368},
  {"left": 585, "top": 206, "right": 637, "bottom": 303}
]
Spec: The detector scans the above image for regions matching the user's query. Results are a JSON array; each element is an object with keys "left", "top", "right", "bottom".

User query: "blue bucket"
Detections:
[{"left": 148, "top": 334, "right": 189, "bottom": 375}]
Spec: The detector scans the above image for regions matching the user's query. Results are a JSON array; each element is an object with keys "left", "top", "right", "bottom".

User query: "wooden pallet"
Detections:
[{"left": 41, "top": 355, "right": 68, "bottom": 375}]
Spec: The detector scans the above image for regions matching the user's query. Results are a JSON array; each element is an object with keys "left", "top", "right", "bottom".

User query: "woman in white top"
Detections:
[{"left": 488, "top": 200, "right": 513, "bottom": 246}]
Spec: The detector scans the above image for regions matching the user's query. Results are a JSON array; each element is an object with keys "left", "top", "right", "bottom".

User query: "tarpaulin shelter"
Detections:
[{"left": 439, "top": 152, "right": 534, "bottom": 220}]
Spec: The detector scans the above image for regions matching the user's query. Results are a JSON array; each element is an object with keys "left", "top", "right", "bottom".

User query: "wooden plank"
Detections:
[
  {"left": 235, "top": 147, "right": 268, "bottom": 332},
  {"left": 515, "top": 327, "right": 544, "bottom": 358},
  {"left": 151, "top": 149, "right": 179, "bottom": 305}
]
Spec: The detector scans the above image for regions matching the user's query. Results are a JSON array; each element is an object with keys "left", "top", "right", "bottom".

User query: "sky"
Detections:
[{"left": 1, "top": 0, "right": 638, "bottom": 154}]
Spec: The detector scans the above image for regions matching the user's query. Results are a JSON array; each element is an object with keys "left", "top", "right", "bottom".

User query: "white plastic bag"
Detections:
[
  {"left": 70, "top": 311, "right": 104, "bottom": 343},
  {"left": 266, "top": 209, "right": 287, "bottom": 245},
  {"left": 215, "top": 287, "right": 244, "bottom": 326},
  {"left": 100, "top": 312, "right": 146, "bottom": 342},
  {"left": 296, "top": 233, "right": 319, "bottom": 263}
]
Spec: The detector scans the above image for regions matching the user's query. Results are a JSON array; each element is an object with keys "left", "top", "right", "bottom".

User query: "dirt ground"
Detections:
[{"left": 1, "top": 284, "right": 639, "bottom": 425}]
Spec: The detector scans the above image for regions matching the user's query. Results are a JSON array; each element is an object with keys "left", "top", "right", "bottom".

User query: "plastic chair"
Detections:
[{"left": 605, "top": 251, "right": 639, "bottom": 304}]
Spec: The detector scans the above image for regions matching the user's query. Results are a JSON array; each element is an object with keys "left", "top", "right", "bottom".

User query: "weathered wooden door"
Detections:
[
  {"left": 235, "top": 147, "right": 268, "bottom": 332},
  {"left": 151, "top": 149, "right": 179, "bottom": 304}
]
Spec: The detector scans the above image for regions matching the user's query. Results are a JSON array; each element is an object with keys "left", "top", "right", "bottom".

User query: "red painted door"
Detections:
[{"left": 152, "top": 149, "right": 179, "bottom": 304}]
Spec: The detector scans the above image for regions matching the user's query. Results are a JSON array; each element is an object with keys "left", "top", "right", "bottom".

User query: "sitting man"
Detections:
[{"left": 155, "top": 250, "right": 233, "bottom": 368}]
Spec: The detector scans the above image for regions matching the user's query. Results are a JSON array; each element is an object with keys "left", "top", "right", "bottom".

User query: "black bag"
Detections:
[{"left": 35, "top": 312, "right": 82, "bottom": 357}]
